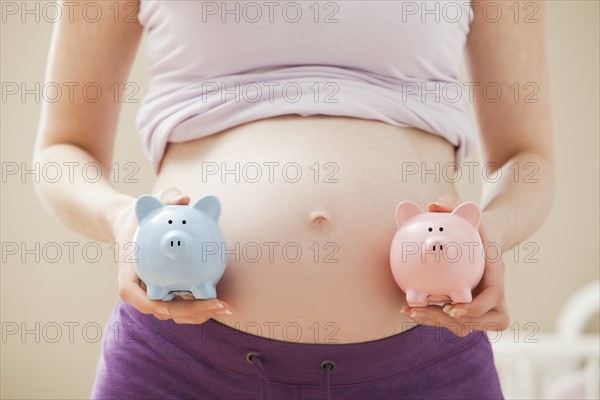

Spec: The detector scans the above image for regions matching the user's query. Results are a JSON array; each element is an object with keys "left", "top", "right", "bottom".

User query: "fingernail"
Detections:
[
  {"left": 450, "top": 308, "right": 467, "bottom": 317},
  {"left": 215, "top": 309, "right": 232, "bottom": 315},
  {"left": 443, "top": 305, "right": 452, "bottom": 314},
  {"left": 399, "top": 309, "right": 406, "bottom": 314},
  {"left": 208, "top": 302, "right": 225, "bottom": 310},
  {"left": 155, "top": 307, "right": 169, "bottom": 316},
  {"left": 409, "top": 311, "right": 425, "bottom": 319}
]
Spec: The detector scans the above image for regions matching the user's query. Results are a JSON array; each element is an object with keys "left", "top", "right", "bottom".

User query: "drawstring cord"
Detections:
[
  {"left": 321, "top": 360, "right": 335, "bottom": 400},
  {"left": 247, "top": 352, "right": 272, "bottom": 400},
  {"left": 247, "top": 352, "right": 336, "bottom": 400}
]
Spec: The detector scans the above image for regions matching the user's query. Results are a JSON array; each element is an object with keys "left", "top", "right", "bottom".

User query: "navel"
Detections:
[{"left": 308, "top": 211, "right": 331, "bottom": 229}]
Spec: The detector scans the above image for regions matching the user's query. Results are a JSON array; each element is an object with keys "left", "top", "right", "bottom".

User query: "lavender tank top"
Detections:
[{"left": 136, "top": 1, "right": 475, "bottom": 171}]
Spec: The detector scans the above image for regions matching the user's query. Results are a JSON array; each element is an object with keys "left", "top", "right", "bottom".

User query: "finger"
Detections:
[
  {"left": 173, "top": 317, "right": 211, "bottom": 325},
  {"left": 442, "top": 287, "right": 500, "bottom": 318},
  {"left": 454, "top": 310, "right": 510, "bottom": 332},
  {"left": 157, "top": 186, "right": 191, "bottom": 205},
  {"left": 165, "top": 298, "right": 232, "bottom": 320},
  {"left": 427, "top": 203, "right": 453, "bottom": 213},
  {"left": 400, "top": 304, "right": 445, "bottom": 318},
  {"left": 403, "top": 306, "right": 472, "bottom": 337},
  {"left": 427, "top": 194, "right": 460, "bottom": 212},
  {"left": 400, "top": 303, "right": 444, "bottom": 316},
  {"left": 153, "top": 312, "right": 172, "bottom": 321},
  {"left": 399, "top": 305, "right": 411, "bottom": 315}
]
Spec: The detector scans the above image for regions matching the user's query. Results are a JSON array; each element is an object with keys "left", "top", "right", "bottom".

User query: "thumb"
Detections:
[
  {"left": 156, "top": 186, "right": 191, "bottom": 205},
  {"left": 427, "top": 194, "right": 460, "bottom": 212}
]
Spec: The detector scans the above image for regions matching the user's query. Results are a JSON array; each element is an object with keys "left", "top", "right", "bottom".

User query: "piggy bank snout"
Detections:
[
  {"left": 160, "top": 231, "right": 193, "bottom": 259},
  {"left": 424, "top": 235, "right": 447, "bottom": 251}
]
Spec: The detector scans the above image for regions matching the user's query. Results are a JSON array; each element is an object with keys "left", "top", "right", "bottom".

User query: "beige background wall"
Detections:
[{"left": 1, "top": 1, "right": 598, "bottom": 398}]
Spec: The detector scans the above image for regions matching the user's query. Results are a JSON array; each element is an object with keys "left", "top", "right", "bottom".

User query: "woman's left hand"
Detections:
[{"left": 399, "top": 194, "right": 510, "bottom": 337}]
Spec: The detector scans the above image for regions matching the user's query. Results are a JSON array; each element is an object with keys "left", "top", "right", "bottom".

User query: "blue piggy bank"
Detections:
[{"left": 132, "top": 194, "right": 227, "bottom": 301}]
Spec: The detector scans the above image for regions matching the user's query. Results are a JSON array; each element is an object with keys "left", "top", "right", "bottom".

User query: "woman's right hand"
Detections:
[{"left": 110, "top": 187, "right": 233, "bottom": 324}]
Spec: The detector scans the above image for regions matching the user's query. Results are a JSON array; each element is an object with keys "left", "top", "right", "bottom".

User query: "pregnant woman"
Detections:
[{"left": 34, "top": 0, "right": 554, "bottom": 399}]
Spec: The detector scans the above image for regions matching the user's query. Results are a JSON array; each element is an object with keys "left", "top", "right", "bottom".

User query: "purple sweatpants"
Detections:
[{"left": 91, "top": 301, "right": 503, "bottom": 399}]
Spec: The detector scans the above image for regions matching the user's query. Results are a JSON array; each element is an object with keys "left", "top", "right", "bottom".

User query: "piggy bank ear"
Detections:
[
  {"left": 395, "top": 201, "right": 424, "bottom": 229},
  {"left": 193, "top": 195, "right": 221, "bottom": 222},
  {"left": 451, "top": 201, "right": 481, "bottom": 229},
  {"left": 135, "top": 195, "right": 164, "bottom": 224}
]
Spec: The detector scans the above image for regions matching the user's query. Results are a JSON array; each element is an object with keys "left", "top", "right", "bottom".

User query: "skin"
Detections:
[
  {"left": 33, "top": 0, "right": 554, "bottom": 338},
  {"left": 150, "top": 118, "right": 460, "bottom": 339}
]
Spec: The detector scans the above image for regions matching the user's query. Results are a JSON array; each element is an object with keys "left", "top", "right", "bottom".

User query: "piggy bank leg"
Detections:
[
  {"left": 146, "top": 284, "right": 174, "bottom": 301},
  {"left": 191, "top": 282, "right": 217, "bottom": 300},
  {"left": 449, "top": 288, "right": 472, "bottom": 304},
  {"left": 405, "top": 289, "right": 429, "bottom": 307}
]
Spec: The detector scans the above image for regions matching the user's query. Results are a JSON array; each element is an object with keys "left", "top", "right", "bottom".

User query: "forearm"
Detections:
[
  {"left": 479, "top": 149, "right": 555, "bottom": 252},
  {"left": 33, "top": 143, "right": 134, "bottom": 243}
]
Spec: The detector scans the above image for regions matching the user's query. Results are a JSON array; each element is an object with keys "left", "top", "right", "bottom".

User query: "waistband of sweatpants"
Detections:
[{"left": 114, "top": 300, "right": 489, "bottom": 385}]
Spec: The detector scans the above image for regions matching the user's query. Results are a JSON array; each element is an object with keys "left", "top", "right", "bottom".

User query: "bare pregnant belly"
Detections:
[{"left": 153, "top": 115, "right": 459, "bottom": 343}]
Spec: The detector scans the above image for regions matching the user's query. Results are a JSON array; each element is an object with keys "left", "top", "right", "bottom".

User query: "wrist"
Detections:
[
  {"left": 104, "top": 193, "right": 136, "bottom": 242},
  {"left": 480, "top": 210, "right": 507, "bottom": 253}
]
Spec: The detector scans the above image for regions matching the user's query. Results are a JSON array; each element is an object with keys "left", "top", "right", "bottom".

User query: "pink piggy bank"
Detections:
[{"left": 390, "top": 201, "right": 485, "bottom": 307}]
